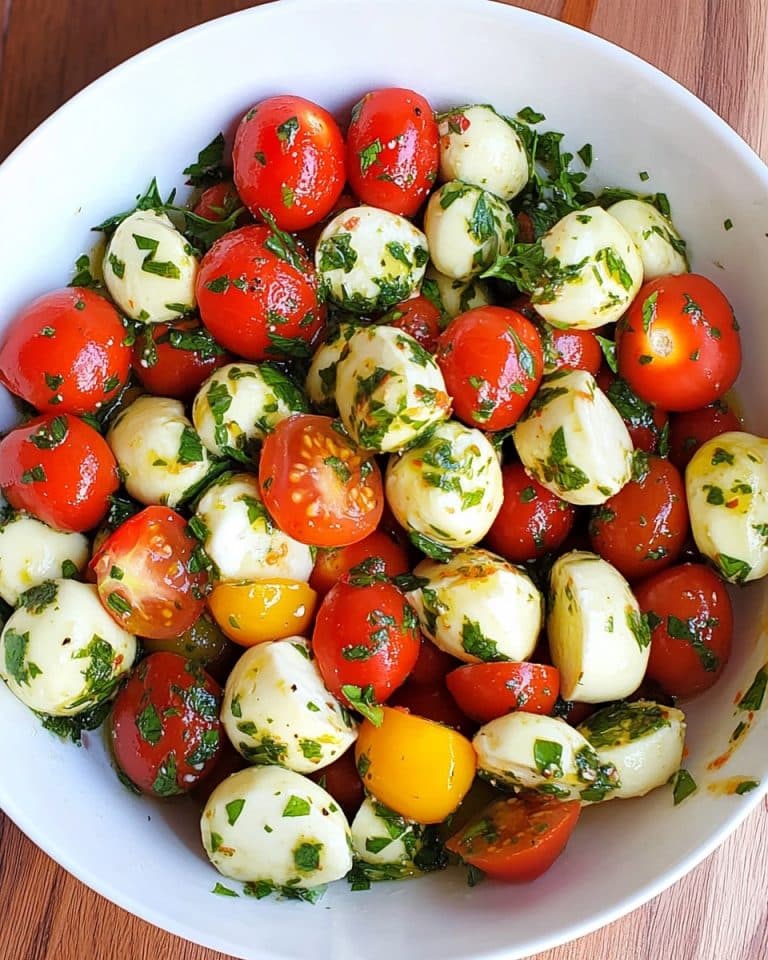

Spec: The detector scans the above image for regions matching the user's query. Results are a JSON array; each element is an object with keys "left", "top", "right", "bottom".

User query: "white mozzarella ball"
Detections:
[
  {"left": 547, "top": 550, "right": 650, "bottom": 703},
  {"left": 305, "top": 322, "right": 362, "bottom": 413},
  {"left": 221, "top": 637, "right": 357, "bottom": 772},
  {"left": 422, "top": 265, "right": 493, "bottom": 321},
  {"left": 0, "top": 512, "right": 88, "bottom": 606},
  {"left": 0, "top": 579, "right": 136, "bottom": 716},
  {"left": 335, "top": 325, "right": 451, "bottom": 452},
  {"left": 195, "top": 473, "right": 313, "bottom": 582},
  {"left": 578, "top": 701, "right": 686, "bottom": 800},
  {"left": 193, "top": 362, "right": 308, "bottom": 459},
  {"left": 103, "top": 210, "right": 198, "bottom": 324},
  {"left": 385, "top": 421, "right": 503, "bottom": 549},
  {"left": 473, "top": 712, "right": 620, "bottom": 802},
  {"left": 350, "top": 797, "right": 424, "bottom": 878},
  {"left": 201, "top": 765, "right": 352, "bottom": 886},
  {"left": 107, "top": 395, "right": 213, "bottom": 508},
  {"left": 607, "top": 199, "right": 688, "bottom": 279},
  {"left": 438, "top": 105, "right": 529, "bottom": 201},
  {"left": 315, "top": 206, "right": 428, "bottom": 313},
  {"left": 685, "top": 431, "right": 768, "bottom": 583},
  {"left": 424, "top": 181, "right": 516, "bottom": 281},
  {"left": 532, "top": 207, "right": 643, "bottom": 329},
  {"left": 405, "top": 548, "right": 542, "bottom": 663},
  {"left": 513, "top": 369, "right": 633, "bottom": 505}
]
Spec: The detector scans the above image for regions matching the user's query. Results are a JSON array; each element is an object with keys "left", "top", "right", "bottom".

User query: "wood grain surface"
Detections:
[{"left": 1, "top": 2, "right": 767, "bottom": 959}]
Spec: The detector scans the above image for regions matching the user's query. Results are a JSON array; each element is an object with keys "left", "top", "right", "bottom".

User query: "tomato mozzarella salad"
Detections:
[{"left": 0, "top": 86, "right": 761, "bottom": 898}]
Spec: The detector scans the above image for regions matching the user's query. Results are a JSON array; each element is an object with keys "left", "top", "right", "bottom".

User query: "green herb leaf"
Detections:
[
  {"left": 183, "top": 133, "right": 227, "bottom": 187},
  {"left": 283, "top": 795, "right": 311, "bottom": 818},
  {"left": 671, "top": 768, "right": 697, "bottom": 805},
  {"left": 226, "top": 798, "right": 246, "bottom": 826}
]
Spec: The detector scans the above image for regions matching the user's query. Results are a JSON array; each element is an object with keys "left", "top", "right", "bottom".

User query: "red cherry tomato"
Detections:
[
  {"left": 90, "top": 506, "right": 207, "bottom": 639},
  {"left": 259, "top": 414, "right": 384, "bottom": 547},
  {"left": 436, "top": 306, "right": 544, "bottom": 431},
  {"left": 309, "top": 529, "right": 409, "bottom": 595},
  {"left": 132, "top": 318, "right": 232, "bottom": 399},
  {"left": 110, "top": 652, "right": 223, "bottom": 796},
  {"left": 389, "top": 681, "right": 476, "bottom": 737},
  {"left": 312, "top": 577, "right": 421, "bottom": 713},
  {"left": 668, "top": 399, "right": 742, "bottom": 470},
  {"left": 381, "top": 295, "right": 442, "bottom": 353},
  {"left": 542, "top": 324, "right": 602, "bottom": 376},
  {"left": 616, "top": 274, "right": 741, "bottom": 412},
  {"left": 308, "top": 749, "right": 365, "bottom": 821},
  {"left": 446, "top": 662, "right": 560, "bottom": 724},
  {"left": 634, "top": 563, "right": 733, "bottom": 699},
  {"left": 192, "top": 181, "right": 243, "bottom": 222},
  {"left": 446, "top": 794, "right": 581, "bottom": 883},
  {"left": 0, "top": 288, "right": 130, "bottom": 415},
  {"left": 589, "top": 455, "right": 689, "bottom": 581},
  {"left": 596, "top": 367, "right": 669, "bottom": 453},
  {"left": 196, "top": 225, "right": 324, "bottom": 361},
  {"left": 407, "top": 636, "right": 460, "bottom": 687},
  {"left": 484, "top": 463, "right": 575, "bottom": 564},
  {"left": 346, "top": 88, "right": 439, "bottom": 217},
  {"left": 0, "top": 414, "right": 118, "bottom": 532},
  {"left": 233, "top": 95, "right": 346, "bottom": 231}
]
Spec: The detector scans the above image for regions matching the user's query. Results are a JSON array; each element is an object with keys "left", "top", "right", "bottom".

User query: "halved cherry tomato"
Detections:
[
  {"left": 389, "top": 681, "right": 476, "bottom": 737},
  {"left": 436, "top": 306, "right": 544, "bottom": 431},
  {"left": 309, "top": 529, "right": 409, "bottom": 595},
  {"left": 0, "top": 287, "right": 131, "bottom": 414},
  {"left": 0, "top": 414, "right": 118, "bottom": 532},
  {"left": 110, "top": 652, "right": 223, "bottom": 796},
  {"left": 596, "top": 367, "right": 668, "bottom": 453},
  {"left": 634, "top": 563, "right": 733, "bottom": 699},
  {"left": 308, "top": 749, "right": 365, "bottom": 821},
  {"left": 233, "top": 95, "right": 346, "bottom": 231},
  {"left": 484, "top": 463, "right": 575, "bottom": 563},
  {"left": 192, "top": 181, "right": 243, "bottom": 222},
  {"left": 259, "top": 414, "right": 384, "bottom": 547},
  {"left": 446, "top": 662, "right": 560, "bottom": 723},
  {"left": 541, "top": 324, "right": 602, "bottom": 376},
  {"left": 346, "top": 88, "right": 439, "bottom": 216},
  {"left": 132, "top": 318, "right": 231, "bottom": 399},
  {"left": 91, "top": 506, "right": 207, "bottom": 639},
  {"left": 589, "top": 455, "right": 689, "bottom": 581},
  {"left": 196, "top": 225, "right": 325, "bottom": 362},
  {"left": 407, "top": 635, "right": 460, "bottom": 687},
  {"left": 668, "top": 399, "right": 742, "bottom": 470},
  {"left": 381, "top": 295, "right": 442, "bottom": 353},
  {"left": 207, "top": 579, "right": 317, "bottom": 646},
  {"left": 446, "top": 794, "right": 581, "bottom": 882},
  {"left": 616, "top": 274, "right": 741, "bottom": 412}
]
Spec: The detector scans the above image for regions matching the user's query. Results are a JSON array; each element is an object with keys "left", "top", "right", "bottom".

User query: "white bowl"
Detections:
[{"left": 1, "top": 1, "right": 767, "bottom": 957}]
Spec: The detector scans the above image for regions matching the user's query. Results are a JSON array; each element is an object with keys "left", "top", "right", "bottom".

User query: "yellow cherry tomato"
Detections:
[
  {"left": 208, "top": 579, "right": 317, "bottom": 646},
  {"left": 355, "top": 706, "right": 477, "bottom": 823}
]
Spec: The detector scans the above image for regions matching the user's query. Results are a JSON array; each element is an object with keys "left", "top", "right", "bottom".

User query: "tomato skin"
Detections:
[
  {"left": 259, "top": 414, "right": 384, "bottom": 547},
  {"left": 308, "top": 749, "right": 365, "bottom": 820},
  {"left": 346, "top": 88, "right": 439, "bottom": 217},
  {"left": 0, "top": 288, "right": 130, "bottom": 415},
  {"left": 634, "top": 563, "right": 733, "bottom": 699},
  {"left": 132, "top": 318, "right": 232, "bottom": 399},
  {"left": 312, "top": 578, "right": 421, "bottom": 708},
  {"left": 110, "top": 652, "right": 223, "bottom": 796},
  {"left": 616, "top": 274, "right": 741, "bottom": 412},
  {"left": 192, "top": 181, "right": 243, "bottom": 222},
  {"left": 389, "top": 681, "right": 476, "bottom": 737},
  {"left": 142, "top": 609, "right": 236, "bottom": 682},
  {"left": 436, "top": 307, "right": 544, "bottom": 431},
  {"left": 233, "top": 95, "right": 346, "bottom": 231},
  {"left": 196, "top": 225, "right": 325, "bottom": 361},
  {"left": 446, "top": 662, "right": 560, "bottom": 724},
  {"left": 207, "top": 579, "right": 317, "bottom": 646},
  {"left": 446, "top": 795, "right": 581, "bottom": 882},
  {"left": 407, "top": 635, "right": 460, "bottom": 687},
  {"left": 596, "top": 367, "right": 668, "bottom": 453},
  {"left": 309, "top": 528, "right": 409, "bottom": 595},
  {"left": 668, "top": 400, "right": 742, "bottom": 470},
  {"left": 0, "top": 414, "right": 118, "bottom": 532},
  {"left": 381, "top": 295, "right": 442, "bottom": 353},
  {"left": 543, "top": 325, "right": 602, "bottom": 376},
  {"left": 484, "top": 463, "right": 575, "bottom": 563}
]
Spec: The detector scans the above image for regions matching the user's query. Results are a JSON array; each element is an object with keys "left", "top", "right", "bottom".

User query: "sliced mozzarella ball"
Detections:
[
  {"left": 385, "top": 421, "right": 503, "bottom": 549},
  {"left": 424, "top": 181, "right": 516, "bottom": 281},
  {"left": 578, "top": 701, "right": 686, "bottom": 800},
  {"left": 316, "top": 206, "right": 428, "bottom": 313},
  {"left": 532, "top": 207, "right": 643, "bottom": 329},
  {"left": 335, "top": 325, "right": 451, "bottom": 452},
  {"left": 221, "top": 636, "right": 357, "bottom": 772},
  {"left": 685, "top": 431, "right": 768, "bottom": 583},
  {"left": 473, "top": 712, "right": 620, "bottom": 802},
  {"left": 305, "top": 322, "right": 362, "bottom": 413},
  {"left": 547, "top": 550, "right": 650, "bottom": 702},
  {"left": 423, "top": 264, "right": 493, "bottom": 321},
  {"left": 405, "top": 548, "right": 542, "bottom": 663},
  {"left": 195, "top": 473, "right": 313, "bottom": 582},
  {"left": 103, "top": 209, "right": 198, "bottom": 324},
  {"left": 607, "top": 199, "right": 688, "bottom": 279},
  {"left": 107, "top": 395, "right": 214, "bottom": 508},
  {"left": 513, "top": 369, "right": 633, "bottom": 505},
  {"left": 0, "top": 512, "right": 88, "bottom": 606},
  {"left": 201, "top": 765, "right": 352, "bottom": 886},
  {"left": 193, "top": 362, "right": 308, "bottom": 459},
  {"left": 0, "top": 579, "right": 136, "bottom": 716},
  {"left": 438, "top": 105, "right": 529, "bottom": 201},
  {"left": 350, "top": 797, "right": 424, "bottom": 878}
]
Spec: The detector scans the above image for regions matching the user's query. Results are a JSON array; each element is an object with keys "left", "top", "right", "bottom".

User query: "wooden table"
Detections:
[{"left": 1, "top": 1, "right": 767, "bottom": 958}]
